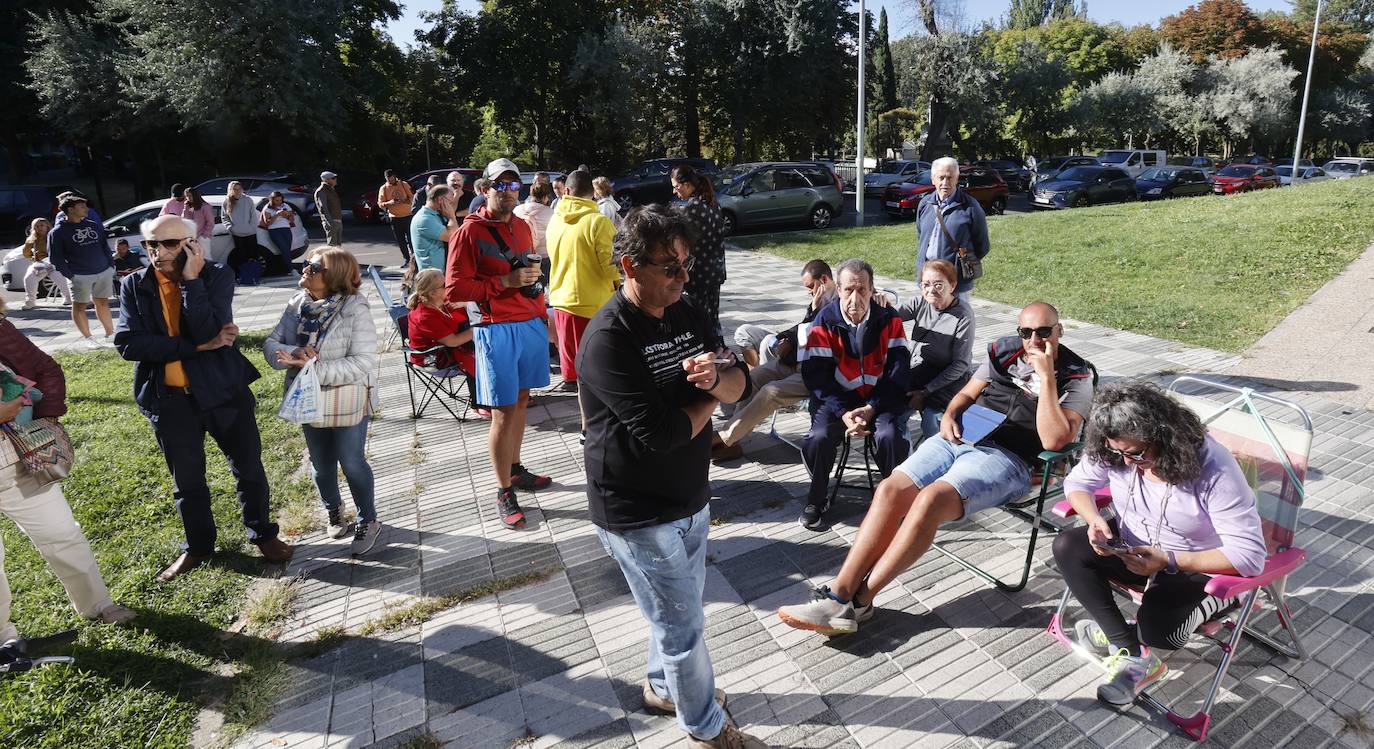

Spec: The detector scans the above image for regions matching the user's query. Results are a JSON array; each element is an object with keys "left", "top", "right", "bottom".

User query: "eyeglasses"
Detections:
[
  {"left": 920, "top": 281, "right": 948, "bottom": 290},
  {"left": 303, "top": 260, "right": 325, "bottom": 275},
  {"left": 640, "top": 255, "right": 695, "bottom": 279},
  {"left": 1105, "top": 444, "right": 1151, "bottom": 462},
  {"left": 142, "top": 238, "right": 187, "bottom": 250},
  {"left": 490, "top": 180, "right": 523, "bottom": 193},
  {"left": 1017, "top": 325, "right": 1056, "bottom": 339}
]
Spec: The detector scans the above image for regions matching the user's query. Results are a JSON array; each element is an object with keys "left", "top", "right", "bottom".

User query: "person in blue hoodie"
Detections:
[{"left": 47, "top": 194, "right": 116, "bottom": 348}]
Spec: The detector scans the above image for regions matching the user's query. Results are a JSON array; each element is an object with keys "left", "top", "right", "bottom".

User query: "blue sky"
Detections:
[{"left": 386, "top": 0, "right": 1295, "bottom": 48}]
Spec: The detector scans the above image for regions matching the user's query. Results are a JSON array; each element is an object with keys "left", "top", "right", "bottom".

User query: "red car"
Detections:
[
  {"left": 882, "top": 166, "right": 1009, "bottom": 219},
  {"left": 352, "top": 167, "right": 482, "bottom": 222},
  {"left": 1210, "top": 165, "right": 1280, "bottom": 195}
]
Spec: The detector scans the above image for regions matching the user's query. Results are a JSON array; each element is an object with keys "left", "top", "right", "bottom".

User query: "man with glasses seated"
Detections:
[
  {"left": 114, "top": 215, "right": 292, "bottom": 581},
  {"left": 778, "top": 301, "right": 1094, "bottom": 635},
  {"left": 444, "top": 158, "right": 552, "bottom": 531}
]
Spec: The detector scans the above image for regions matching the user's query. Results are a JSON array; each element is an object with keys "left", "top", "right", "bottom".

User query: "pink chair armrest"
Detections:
[
  {"left": 1052, "top": 488, "right": 1113, "bottom": 519},
  {"left": 1203, "top": 547, "right": 1306, "bottom": 599}
]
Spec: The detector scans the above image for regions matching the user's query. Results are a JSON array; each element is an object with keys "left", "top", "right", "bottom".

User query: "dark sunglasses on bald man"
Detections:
[
  {"left": 142, "top": 238, "right": 187, "bottom": 250},
  {"left": 1017, "top": 325, "right": 1057, "bottom": 339}
]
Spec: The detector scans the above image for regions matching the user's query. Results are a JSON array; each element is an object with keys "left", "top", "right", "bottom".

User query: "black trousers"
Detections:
[
  {"left": 390, "top": 215, "right": 413, "bottom": 262},
  {"left": 149, "top": 388, "right": 278, "bottom": 556},
  {"left": 227, "top": 234, "right": 260, "bottom": 272},
  {"left": 801, "top": 406, "right": 909, "bottom": 505},
  {"left": 1053, "top": 526, "right": 1233, "bottom": 653},
  {"left": 684, "top": 280, "right": 722, "bottom": 348}
]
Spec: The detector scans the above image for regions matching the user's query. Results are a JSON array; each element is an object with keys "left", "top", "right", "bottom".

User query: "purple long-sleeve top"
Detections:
[{"left": 1064, "top": 434, "right": 1268, "bottom": 577}]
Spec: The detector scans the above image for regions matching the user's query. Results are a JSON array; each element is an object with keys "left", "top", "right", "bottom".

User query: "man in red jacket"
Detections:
[{"left": 445, "top": 158, "right": 552, "bottom": 530}]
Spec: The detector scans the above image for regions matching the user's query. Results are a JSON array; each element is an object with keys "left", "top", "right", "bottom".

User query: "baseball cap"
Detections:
[
  {"left": 483, "top": 158, "right": 521, "bottom": 180},
  {"left": 320, "top": 171, "right": 337, "bottom": 180}
]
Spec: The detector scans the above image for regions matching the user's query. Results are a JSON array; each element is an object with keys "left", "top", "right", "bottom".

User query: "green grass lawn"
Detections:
[
  {"left": 0, "top": 335, "right": 313, "bottom": 748},
  {"left": 730, "top": 177, "right": 1374, "bottom": 352}
]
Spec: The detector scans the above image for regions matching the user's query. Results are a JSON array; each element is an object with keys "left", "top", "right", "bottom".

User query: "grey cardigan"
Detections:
[
  {"left": 894, "top": 295, "right": 975, "bottom": 409},
  {"left": 264, "top": 292, "right": 379, "bottom": 394}
]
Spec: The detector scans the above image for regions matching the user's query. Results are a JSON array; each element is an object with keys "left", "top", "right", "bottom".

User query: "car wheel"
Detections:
[
  {"left": 990, "top": 196, "right": 1007, "bottom": 215},
  {"left": 1073, "top": 195, "right": 1090, "bottom": 208},
  {"left": 616, "top": 192, "right": 635, "bottom": 211},
  {"left": 721, "top": 210, "right": 737, "bottom": 236},
  {"left": 810, "top": 204, "right": 834, "bottom": 229}
]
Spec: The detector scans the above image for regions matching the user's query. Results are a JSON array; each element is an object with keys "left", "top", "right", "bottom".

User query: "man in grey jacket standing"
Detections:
[{"left": 316, "top": 171, "right": 343, "bottom": 246}]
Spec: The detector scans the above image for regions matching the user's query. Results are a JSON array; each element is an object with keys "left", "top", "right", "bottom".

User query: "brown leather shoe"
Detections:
[
  {"left": 256, "top": 537, "right": 294, "bottom": 565},
  {"left": 157, "top": 553, "right": 210, "bottom": 582}
]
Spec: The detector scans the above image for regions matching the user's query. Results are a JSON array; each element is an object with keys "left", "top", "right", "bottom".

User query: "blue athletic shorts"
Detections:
[
  {"left": 473, "top": 318, "right": 551, "bottom": 407},
  {"left": 893, "top": 436, "right": 1030, "bottom": 519}
]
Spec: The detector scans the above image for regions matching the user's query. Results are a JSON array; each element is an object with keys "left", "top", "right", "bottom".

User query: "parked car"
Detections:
[
  {"left": 972, "top": 159, "right": 1031, "bottom": 191},
  {"left": 1134, "top": 167, "right": 1212, "bottom": 199},
  {"left": 194, "top": 174, "right": 315, "bottom": 217},
  {"left": 99, "top": 195, "right": 308, "bottom": 266},
  {"left": 611, "top": 157, "right": 718, "bottom": 210},
  {"left": 352, "top": 167, "right": 484, "bottom": 222},
  {"left": 1225, "top": 155, "right": 1274, "bottom": 167},
  {"left": 1030, "top": 155, "right": 1101, "bottom": 188},
  {"left": 882, "top": 166, "right": 1009, "bottom": 219},
  {"left": 1273, "top": 158, "right": 1315, "bottom": 168},
  {"left": 1322, "top": 158, "right": 1374, "bottom": 179},
  {"left": 862, "top": 159, "right": 930, "bottom": 196},
  {"left": 1096, "top": 149, "right": 1167, "bottom": 179},
  {"left": 1211, "top": 165, "right": 1280, "bottom": 194},
  {"left": 1167, "top": 155, "right": 1217, "bottom": 178},
  {"left": 1031, "top": 166, "right": 1136, "bottom": 208},
  {"left": 714, "top": 162, "right": 843, "bottom": 235},
  {"left": 1277, "top": 166, "right": 1331, "bottom": 186},
  {"left": 0, "top": 184, "right": 76, "bottom": 243}
]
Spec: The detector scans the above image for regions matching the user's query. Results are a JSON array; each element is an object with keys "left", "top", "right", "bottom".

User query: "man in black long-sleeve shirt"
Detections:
[{"left": 576, "top": 206, "right": 764, "bottom": 749}]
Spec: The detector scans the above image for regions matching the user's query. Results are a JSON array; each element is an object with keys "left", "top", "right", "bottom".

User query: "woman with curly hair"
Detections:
[
  {"left": 670, "top": 164, "right": 726, "bottom": 346},
  {"left": 1054, "top": 380, "right": 1267, "bottom": 708}
]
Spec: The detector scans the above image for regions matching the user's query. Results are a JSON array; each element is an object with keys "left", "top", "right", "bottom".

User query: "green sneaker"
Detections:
[
  {"left": 1075, "top": 619, "right": 1112, "bottom": 655},
  {"left": 1097, "top": 648, "right": 1167, "bottom": 706}
]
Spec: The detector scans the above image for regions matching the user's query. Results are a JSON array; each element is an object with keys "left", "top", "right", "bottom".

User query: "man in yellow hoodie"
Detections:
[{"left": 546, "top": 170, "right": 618, "bottom": 397}]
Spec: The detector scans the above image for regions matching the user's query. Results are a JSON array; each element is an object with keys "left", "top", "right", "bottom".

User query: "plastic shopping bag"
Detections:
[{"left": 278, "top": 359, "right": 322, "bottom": 424}]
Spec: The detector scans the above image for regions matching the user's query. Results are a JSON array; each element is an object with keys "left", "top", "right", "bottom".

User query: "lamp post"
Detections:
[
  {"left": 1290, "top": 0, "right": 1322, "bottom": 184},
  {"left": 423, "top": 125, "right": 433, "bottom": 171},
  {"left": 855, "top": 0, "right": 866, "bottom": 227}
]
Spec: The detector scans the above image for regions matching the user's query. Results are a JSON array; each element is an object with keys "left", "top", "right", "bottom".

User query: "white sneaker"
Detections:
[
  {"left": 21, "top": 300, "right": 36, "bottom": 310},
  {"left": 777, "top": 585, "right": 858, "bottom": 635},
  {"left": 83, "top": 336, "right": 107, "bottom": 350}
]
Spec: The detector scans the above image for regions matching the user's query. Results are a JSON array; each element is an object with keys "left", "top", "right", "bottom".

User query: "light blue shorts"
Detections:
[
  {"left": 894, "top": 436, "right": 1030, "bottom": 519},
  {"left": 473, "top": 318, "right": 550, "bottom": 407}
]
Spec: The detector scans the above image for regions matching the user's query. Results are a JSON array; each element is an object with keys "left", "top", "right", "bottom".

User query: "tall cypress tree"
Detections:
[{"left": 870, "top": 7, "right": 900, "bottom": 157}]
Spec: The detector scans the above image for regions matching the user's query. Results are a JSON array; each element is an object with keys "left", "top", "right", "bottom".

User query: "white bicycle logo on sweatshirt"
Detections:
[{"left": 72, "top": 227, "right": 99, "bottom": 243}]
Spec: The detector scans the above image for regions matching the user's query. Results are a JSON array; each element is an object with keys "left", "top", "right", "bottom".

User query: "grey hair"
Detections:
[
  {"left": 1082, "top": 380, "right": 1206, "bottom": 484},
  {"left": 426, "top": 184, "right": 452, "bottom": 203},
  {"left": 836, "top": 258, "right": 874, "bottom": 289},
  {"left": 931, "top": 156, "right": 959, "bottom": 174}
]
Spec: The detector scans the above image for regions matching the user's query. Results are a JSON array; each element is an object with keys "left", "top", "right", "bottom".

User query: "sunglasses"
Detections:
[
  {"left": 490, "top": 180, "right": 523, "bottom": 193},
  {"left": 1017, "top": 325, "right": 1056, "bottom": 339},
  {"left": 641, "top": 255, "right": 695, "bottom": 279},
  {"left": 142, "top": 238, "right": 187, "bottom": 250},
  {"left": 303, "top": 260, "right": 325, "bottom": 275},
  {"left": 1105, "top": 444, "right": 1151, "bottom": 462}
]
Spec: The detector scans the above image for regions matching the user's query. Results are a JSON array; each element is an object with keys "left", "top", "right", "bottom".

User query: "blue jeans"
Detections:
[
  {"left": 268, "top": 227, "right": 293, "bottom": 258},
  {"left": 919, "top": 407, "right": 943, "bottom": 440},
  {"left": 894, "top": 435, "right": 1030, "bottom": 519},
  {"left": 302, "top": 416, "right": 376, "bottom": 522},
  {"left": 596, "top": 504, "right": 725, "bottom": 741}
]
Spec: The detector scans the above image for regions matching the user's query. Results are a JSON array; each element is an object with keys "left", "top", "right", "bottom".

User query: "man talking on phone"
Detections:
[
  {"left": 778, "top": 301, "right": 1094, "bottom": 635},
  {"left": 114, "top": 215, "right": 292, "bottom": 582}
]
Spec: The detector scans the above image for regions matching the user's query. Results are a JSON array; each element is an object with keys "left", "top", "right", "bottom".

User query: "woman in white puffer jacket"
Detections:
[{"left": 264, "top": 247, "right": 382, "bottom": 555}]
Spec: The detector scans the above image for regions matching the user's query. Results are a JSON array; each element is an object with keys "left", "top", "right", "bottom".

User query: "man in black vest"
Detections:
[{"left": 778, "top": 301, "right": 1094, "bottom": 635}]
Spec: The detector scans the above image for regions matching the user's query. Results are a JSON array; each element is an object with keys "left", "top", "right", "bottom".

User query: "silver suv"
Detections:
[{"left": 714, "top": 162, "right": 844, "bottom": 235}]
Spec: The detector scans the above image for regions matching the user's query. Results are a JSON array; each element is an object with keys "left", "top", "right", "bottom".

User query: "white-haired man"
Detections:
[{"left": 915, "top": 156, "right": 989, "bottom": 308}]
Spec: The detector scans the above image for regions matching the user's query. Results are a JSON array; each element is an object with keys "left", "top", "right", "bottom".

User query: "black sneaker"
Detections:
[
  {"left": 799, "top": 498, "right": 830, "bottom": 531},
  {"left": 510, "top": 463, "right": 552, "bottom": 491},
  {"left": 497, "top": 487, "right": 526, "bottom": 529}
]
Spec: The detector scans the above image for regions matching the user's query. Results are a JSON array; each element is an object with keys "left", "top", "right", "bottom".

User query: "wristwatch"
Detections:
[{"left": 1165, "top": 550, "right": 1179, "bottom": 575}]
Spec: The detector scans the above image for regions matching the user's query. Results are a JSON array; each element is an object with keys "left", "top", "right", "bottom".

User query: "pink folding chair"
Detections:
[{"left": 1045, "top": 376, "right": 1312, "bottom": 742}]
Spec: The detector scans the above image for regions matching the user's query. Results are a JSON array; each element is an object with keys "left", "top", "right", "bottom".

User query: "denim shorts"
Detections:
[
  {"left": 473, "top": 317, "right": 550, "bottom": 407},
  {"left": 894, "top": 436, "right": 1030, "bottom": 519}
]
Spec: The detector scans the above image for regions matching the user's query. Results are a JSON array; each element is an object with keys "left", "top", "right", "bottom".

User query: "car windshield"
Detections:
[
  {"left": 1138, "top": 168, "right": 1177, "bottom": 181},
  {"left": 1326, "top": 162, "right": 1358, "bottom": 173},
  {"left": 714, "top": 165, "right": 754, "bottom": 191},
  {"left": 878, "top": 162, "right": 909, "bottom": 174},
  {"left": 1056, "top": 166, "right": 1097, "bottom": 181},
  {"left": 1217, "top": 165, "right": 1252, "bottom": 177},
  {"left": 1098, "top": 151, "right": 1131, "bottom": 164},
  {"left": 1037, "top": 157, "right": 1067, "bottom": 172},
  {"left": 903, "top": 172, "right": 934, "bottom": 186}
]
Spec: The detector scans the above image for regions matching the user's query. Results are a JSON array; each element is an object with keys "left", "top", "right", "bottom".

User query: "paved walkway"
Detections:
[
  {"left": 14, "top": 249, "right": 1374, "bottom": 748},
  {"left": 1237, "top": 241, "right": 1374, "bottom": 412}
]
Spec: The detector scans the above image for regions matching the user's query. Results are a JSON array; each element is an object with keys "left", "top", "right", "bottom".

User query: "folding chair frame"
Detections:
[
  {"left": 367, "top": 265, "right": 473, "bottom": 421},
  {"left": 1044, "top": 376, "right": 1312, "bottom": 742},
  {"left": 829, "top": 433, "right": 879, "bottom": 502}
]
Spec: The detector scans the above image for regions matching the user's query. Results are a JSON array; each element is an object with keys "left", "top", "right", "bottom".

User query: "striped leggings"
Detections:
[{"left": 1053, "top": 526, "right": 1234, "bottom": 654}]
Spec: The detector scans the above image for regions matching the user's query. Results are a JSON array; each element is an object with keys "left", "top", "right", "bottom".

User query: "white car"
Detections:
[
  {"left": 1277, "top": 166, "right": 1331, "bottom": 186},
  {"left": 101, "top": 195, "right": 308, "bottom": 266},
  {"left": 194, "top": 174, "right": 316, "bottom": 216},
  {"left": 863, "top": 160, "right": 929, "bottom": 196},
  {"left": 1322, "top": 159, "right": 1374, "bottom": 179}
]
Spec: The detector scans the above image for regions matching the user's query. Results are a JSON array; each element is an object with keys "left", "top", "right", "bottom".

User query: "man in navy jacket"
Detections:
[{"left": 114, "top": 215, "right": 291, "bottom": 581}]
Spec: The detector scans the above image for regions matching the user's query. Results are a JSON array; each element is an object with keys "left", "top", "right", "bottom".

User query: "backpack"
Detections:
[{"left": 237, "top": 258, "right": 263, "bottom": 286}]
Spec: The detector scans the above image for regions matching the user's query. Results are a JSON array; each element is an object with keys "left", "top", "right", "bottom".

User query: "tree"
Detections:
[
  {"left": 1007, "top": 0, "right": 1080, "bottom": 29},
  {"left": 1262, "top": 15, "right": 1370, "bottom": 93},
  {"left": 1160, "top": 0, "right": 1271, "bottom": 60},
  {"left": 1073, "top": 71, "right": 1154, "bottom": 147},
  {"left": 1291, "top": 0, "right": 1374, "bottom": 34},
  {"left": 870, "top": 8, "right": 901, "bottom": 157},
  {"left": 1206, "top": 46, "right": 1299, "bottom": 153}
]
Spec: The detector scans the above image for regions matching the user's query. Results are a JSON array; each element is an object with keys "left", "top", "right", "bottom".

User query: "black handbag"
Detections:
[{"left": 933, "top": 205, "right": 983, "bottom": 281}]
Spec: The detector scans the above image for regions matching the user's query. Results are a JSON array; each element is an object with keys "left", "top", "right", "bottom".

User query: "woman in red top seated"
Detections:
[{"left": 406, "top": 268, "right": 488, "bottom": 416}]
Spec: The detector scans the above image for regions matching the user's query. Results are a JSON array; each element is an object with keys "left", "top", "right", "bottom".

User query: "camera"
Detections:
[{"left": 512, "top": 252, "right": 545, "bottom": 299}]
